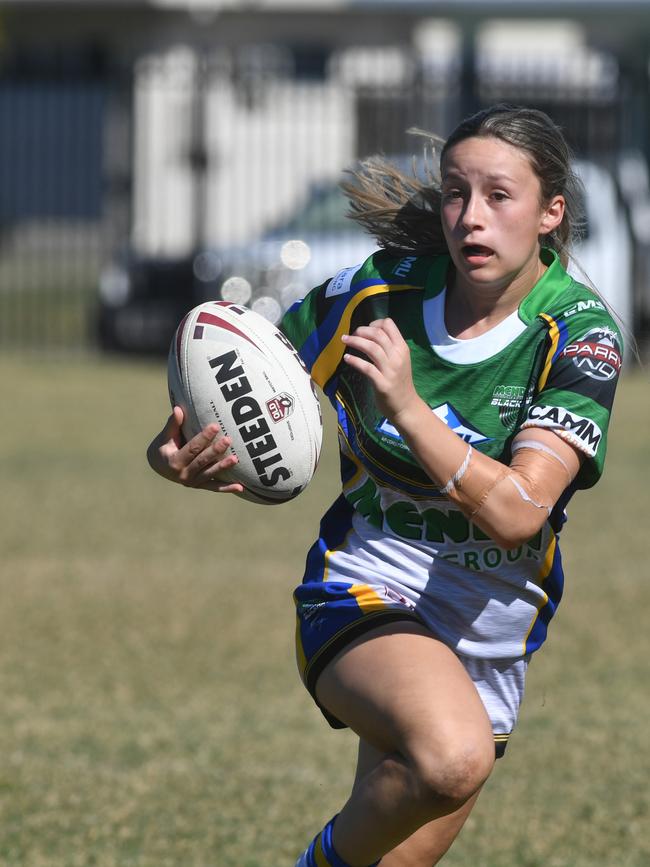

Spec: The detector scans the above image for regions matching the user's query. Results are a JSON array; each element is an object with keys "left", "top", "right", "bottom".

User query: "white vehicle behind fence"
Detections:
[{"left": 97, "top": 159, "right": 634, "bottom": 353}]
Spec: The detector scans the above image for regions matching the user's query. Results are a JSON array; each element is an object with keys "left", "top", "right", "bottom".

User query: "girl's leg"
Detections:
[
  {"left": 315, "top": 621, "right": 495, "bottom": 866},
  {"left": 352, "top": 739, "right": 482, "bottom": 866}
]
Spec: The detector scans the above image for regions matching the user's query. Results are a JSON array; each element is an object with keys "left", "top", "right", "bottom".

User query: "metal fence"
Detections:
[
  {"left": 0, "top": 65, "right": 131, "bottom": 352},
  {"left": 0, "top": 39, "right": 647, "bottom": 355}
]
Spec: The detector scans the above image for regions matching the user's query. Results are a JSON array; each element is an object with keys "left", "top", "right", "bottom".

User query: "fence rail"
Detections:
[{"left": 0, "top": 45, "right": 645, "bottom": 354}]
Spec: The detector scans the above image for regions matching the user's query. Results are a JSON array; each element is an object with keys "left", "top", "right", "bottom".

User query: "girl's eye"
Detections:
[
  {"left": 443, "top": 189, "right": 463, "bottom": 200},
  {"left": 491, "top": 191, "right": 509, "bottom": 202}
]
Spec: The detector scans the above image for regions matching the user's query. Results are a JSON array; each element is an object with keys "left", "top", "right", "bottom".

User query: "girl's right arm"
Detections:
[{"left": 146, "top": 406, "right": 244, "bottom": 494}]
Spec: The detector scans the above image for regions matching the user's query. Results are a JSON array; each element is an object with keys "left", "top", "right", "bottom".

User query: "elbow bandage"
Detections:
[{"left": 442, "top": 440, "right": 572, "bottom": 519}]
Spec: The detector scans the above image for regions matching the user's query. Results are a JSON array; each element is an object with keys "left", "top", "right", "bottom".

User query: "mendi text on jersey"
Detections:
[{"left": 281, "top": 248, "right": 621, "bottom": 661}]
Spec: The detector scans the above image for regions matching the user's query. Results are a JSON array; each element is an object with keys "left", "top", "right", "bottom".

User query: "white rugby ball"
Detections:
[{"left": 167, "top": 301, "right": 323, "bottom": 504}]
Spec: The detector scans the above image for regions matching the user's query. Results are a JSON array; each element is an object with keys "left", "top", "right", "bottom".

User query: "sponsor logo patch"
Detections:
[
  {"left": 561, "top": 326, "right": 622, "bottom": 381},
  {"left": 562, "top": 299, "right": 606, "bottom": 318},
  {"left": 491, "top": 384, "right": 525, "bottom": 408},
  {"left": 266, "top": 392, "right": 294, "bottom": 422},
  {"left": 325, "top": 265, "right": 359, "bottom": 298},
  {"left": 492, "top": 384, "right": 526, "bottom": 428},
  {"left": 392, "top": 256, "right": 417, "bottom": 278},
  {"left": 377, "top": 403, "right": 491, "bottom": 445},
  {"left": 432, "top": 403, "right": 491, "bottom": 444},
  {"left": 525, "top": 404, "right": 602, "bottom": 455}
]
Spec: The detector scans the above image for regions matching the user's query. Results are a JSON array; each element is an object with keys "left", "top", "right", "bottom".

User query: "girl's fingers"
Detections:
[
  {"left": 188, "top": 434, "right": 235, "bottom": 476},
  {"left": 197, "top": 450, "right": 240, "bottom": 486},
  {"left": 181, "top": 423, "right": 222, "bottom": 461},
  {"left": 372, "top": 317, "right": 402, "bottom": 340},
  {"left": 342, "top": 351, "right": 382, "bottom": 385},
  {"left": 158, "top": 406, "right": 188, "bottom": 448},
  {"left": 342, "top": 319, "right": 405, "bottom": 368},
  {"left": 208, "top": 482, "right": 245, "bottom": 494},
  {"left": 171, "top": 405, "right": 185, "bottom": 428},
  {"left": 161, "top": 409, "right": 180, "bottom": 438},
  {"left": 169, "top": 427, "right": 225, "bottom": 478},
  {"left": 347, "top": 323, "right": 394, "bottom": 350},
  {"left": 150, "top": 412, "right": 244, "bottom": 495},
  {"left": 196, "top": 447, "right": 244, "bottom": 493},
  {"left": 342, "top": 333, "right": 389, "bottom": 367}
]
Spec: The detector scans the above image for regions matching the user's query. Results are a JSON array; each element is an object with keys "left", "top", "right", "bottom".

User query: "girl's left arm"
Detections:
[{"left": 342, "top": 318, "right": 582, "bottom": 549}]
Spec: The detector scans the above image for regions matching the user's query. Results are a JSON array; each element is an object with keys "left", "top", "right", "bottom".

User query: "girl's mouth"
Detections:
[{"left": 461, "top": 244, "right": 494, "bottom": 264}]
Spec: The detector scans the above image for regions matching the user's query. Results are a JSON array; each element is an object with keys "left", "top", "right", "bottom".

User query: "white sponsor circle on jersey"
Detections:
[{"left": 325, "top": 265, "right": 360, "bottom": 298}]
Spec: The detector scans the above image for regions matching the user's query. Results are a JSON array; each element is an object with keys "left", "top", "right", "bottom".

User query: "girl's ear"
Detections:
[{"left": 539, "top": 195, "right": 565, "bottom": 236}]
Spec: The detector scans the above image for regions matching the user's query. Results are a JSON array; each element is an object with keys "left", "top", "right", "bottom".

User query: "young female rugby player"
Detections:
[{"left": 147, "top": 105, "right": 622, "bottom": 866}]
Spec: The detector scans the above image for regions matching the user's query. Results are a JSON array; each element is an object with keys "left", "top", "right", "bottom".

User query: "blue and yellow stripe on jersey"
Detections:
[
  {"left": 537, "top": 313, "right": 571, "bottom": 391},
  {"left": 322, "top": 282, "right": 418, "bottom": 400},
  {"left": 283, "top": 262, "right": 446, "bottom": 495},
  {"left": 522, "top": 529, "right": 565, "bottom": 655},
  {"left": 283, "top": 265, "right": 420, "bottom": 395},
  {"left": 314, "top": 281, "right": 415, "bottom": 389}
]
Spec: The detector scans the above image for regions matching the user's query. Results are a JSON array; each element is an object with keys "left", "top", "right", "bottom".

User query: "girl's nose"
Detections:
[{"left": 461, "top": 195, "right": 485, "bottom": 230}]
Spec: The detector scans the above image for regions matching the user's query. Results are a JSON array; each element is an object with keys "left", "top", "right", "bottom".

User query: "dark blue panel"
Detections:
[{"left": 0, "top": 80, "right": 105, "bottom": 220}]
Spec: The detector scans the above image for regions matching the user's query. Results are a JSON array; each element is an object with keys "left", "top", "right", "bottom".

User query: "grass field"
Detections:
[{"left": 1, "top": 355, "right": 648, "bottom": 867}]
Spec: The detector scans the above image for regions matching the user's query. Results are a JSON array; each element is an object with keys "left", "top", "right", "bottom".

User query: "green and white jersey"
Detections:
[{"left": 281, "top": 248, "right": 622, "bottom": 660}]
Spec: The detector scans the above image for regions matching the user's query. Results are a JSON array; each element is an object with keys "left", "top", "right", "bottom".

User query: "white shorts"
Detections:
[
  {"left": 295, "top": 577, "right": 530, "bottom": 758},
  {"left": 456, "top": 652, "right": 529, "bottom": 754}
]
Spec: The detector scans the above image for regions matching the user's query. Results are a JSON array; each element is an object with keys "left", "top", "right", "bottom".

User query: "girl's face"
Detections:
[{"left": 440, "top": 135, "right": 564, "bottom": 299}]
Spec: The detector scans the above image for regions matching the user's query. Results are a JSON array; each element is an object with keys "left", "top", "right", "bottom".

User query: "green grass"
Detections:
[
  {"left": 0, "top": 283, "right": 97, "bottom": 351},
  {"left": 1, "top": 355, "right": 648, "bottom": 866}
]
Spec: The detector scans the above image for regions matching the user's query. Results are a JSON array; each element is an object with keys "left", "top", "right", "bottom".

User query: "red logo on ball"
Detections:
[{"left": 266, "top": 393, "right": 294, "bottom": 422}]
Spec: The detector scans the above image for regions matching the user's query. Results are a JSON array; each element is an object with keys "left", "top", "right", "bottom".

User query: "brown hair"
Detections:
[{"left": 342, "top": 104, "right": 585, "bottom": 268}]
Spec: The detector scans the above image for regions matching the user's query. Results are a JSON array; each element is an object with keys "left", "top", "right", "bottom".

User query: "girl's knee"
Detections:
[{"left": 409, "top": 734, "right": 495, "bottom": 810}]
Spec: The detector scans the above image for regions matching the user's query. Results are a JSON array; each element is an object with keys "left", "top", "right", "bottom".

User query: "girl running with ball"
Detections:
[{"left": 148, "top": 104, "right": 622, "bottom": 866}]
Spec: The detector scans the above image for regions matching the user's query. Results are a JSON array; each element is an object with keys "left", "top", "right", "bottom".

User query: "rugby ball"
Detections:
[{"left": 167, "top": 301, "right": 323, "bottom": 504}]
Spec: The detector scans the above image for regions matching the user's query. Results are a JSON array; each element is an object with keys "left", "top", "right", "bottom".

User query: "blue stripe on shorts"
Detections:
[{"left": 294, "top": 579, "right": 420, "bottom": 728}]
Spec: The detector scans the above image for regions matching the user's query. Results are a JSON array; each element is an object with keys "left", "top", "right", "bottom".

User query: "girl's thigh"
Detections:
[{"left": 315, "top": 620, "right": 494, "bottom": 763}]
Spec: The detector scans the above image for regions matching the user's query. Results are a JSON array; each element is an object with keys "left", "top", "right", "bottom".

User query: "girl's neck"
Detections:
[{"left": 445, "top": 257, "right": 547, "bottom": 340}]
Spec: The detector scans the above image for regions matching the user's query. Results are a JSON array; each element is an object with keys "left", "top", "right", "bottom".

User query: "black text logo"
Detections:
[{"left": 526, "top": 405, "right": 602, "bottom": 454}]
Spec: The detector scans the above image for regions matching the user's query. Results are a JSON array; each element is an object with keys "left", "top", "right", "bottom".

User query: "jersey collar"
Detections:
[
  {"left": 518, "top": 247, "right": 574, "bottom": 324},
  {"left": 423, "top": 247, "right": 573, "bottom": 323}
]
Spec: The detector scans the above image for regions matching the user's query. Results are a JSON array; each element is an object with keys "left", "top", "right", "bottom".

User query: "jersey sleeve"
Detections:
[
  {"left": 279, "top": 261, "right": 368, "bottom": 394},
  {"left": 520, "top": 308, "right": 623, "bottom": 489}
]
